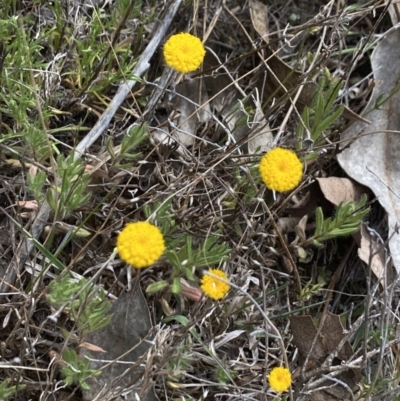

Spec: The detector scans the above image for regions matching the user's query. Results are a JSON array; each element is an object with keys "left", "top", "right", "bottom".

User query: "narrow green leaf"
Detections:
[
  {"left": 172, "top": 277, "right": 181, "bottom": 294},
  {"left": 146, "top": 280, "right": 169, "bottom": 294},
  {"left": 166, "top": 250, "right": 181, "bottom": 269},
  {"left": 313, "top": 239, "right": 324, "bottom": 248},
  {"left": 314, "top": 207, "right": 324, "bottom": 236},
  {"left": 313, "top": 105, "right": 344, "bottom": 141},
  {"left": 184, "top": 267, "right": 196, "bottom": 282},
  {"left": 314, "top": 90, "right": 325, "bottom": 127},
  {"left": 162, "top": 314, "right": 189, "bottom": 326}
]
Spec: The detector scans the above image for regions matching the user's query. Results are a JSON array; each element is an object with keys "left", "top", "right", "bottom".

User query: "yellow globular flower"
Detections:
[
  {"left": 259, "top": 147, "right": 303, "bottom": 192},
  {"left": 163, "top": 32, "right": 206, "bottom": 73},
  {"left": 200, "top": 269, "right": 230, "bottom": 300},
  {"left": 116, "top": 222, "right": 165, "bottom": 269},
  {"left": 268, "top": 367, "right": 292, "bottom": 392}
]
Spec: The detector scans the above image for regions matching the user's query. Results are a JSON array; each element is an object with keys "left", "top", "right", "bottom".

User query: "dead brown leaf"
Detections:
[
  {"left": 316, "top": 177, "right": 367, "bottom": 206},
  {"left": 81, "top": 289, "right": 158, "bottom": 401},
  {"left": 249, "top": 0, "right": 269, "bottom": 43},
  {"left": 78, "top": 341, "right": 107, "bottom": 353},
  {"left": 203, "top": 51, "right": 272, "bottom": 153},
  {"left": 357, "top": 224, "right": 389, "bottom": 284},
  {"left": 337, "top": 29, "right": 400, "bottom": 274},
  {"left": 249, "top": 0, "right": 317, "bottom": 110},
  {"left": 290, "top": 312, "right": 360, "bottom": 401}
]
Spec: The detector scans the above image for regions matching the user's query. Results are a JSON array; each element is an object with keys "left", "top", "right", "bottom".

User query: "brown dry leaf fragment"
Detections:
[
  {"left": 249, "top": 0, "right": 269, "bottom": 43},
  {"left": 290, "top": 313, "right": 360, "bottom": 401},
  {"left": 17, "top": 200, "right": 39, "bottom": 210},
  {"left": 78, "top": 342, "right": 107, "bottom": 353},
  {"left": 151, "top": 78, "right": 210, "bottom": 158},
  {"left": 322, "top": 313, "right": 354, "bottom": 361},
  {"left": 357, "top": 224, "right": 389, "bottom": 285},
  {"left": 290, "top": 313, "right": 354, "bottom": 364},
  {"left": 262, "top": 51, "right": 317, "bottom": 110},
  {"left": 203, "top": 51, "right": 272, "bottom": 152},
  {"left": 247, "top": 90, "right": 273, "bottom": 154},
  {"left": 316, "top": 177, "right": 367, "bottom": 206},
  {"left": 277, "top": 216, "right": 302, "bottom": 234},
  {"left": 337, "top": 29, "right": 400, "bottom": 274},
  {"left": 294, "top": 214, "right": 308, "bottom": 243},
  {"left": 385, "top": 0, "right": 400, "bottom": 24},
  {"left": 249, "top": 0, "right": 317, "bottom": 112},
  {"left": 81, "top": 289, "right": 158, "bottom": 401},
  {"left": 290, "top": 315, "right": 326, "bottom": 364}
]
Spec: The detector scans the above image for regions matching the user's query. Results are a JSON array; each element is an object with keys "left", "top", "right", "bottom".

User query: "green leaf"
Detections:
[
  {"left": 166, "top": 250, "right": 181, "bottom": 269},
  {"left": 312, "top": 239, "right": 324, "bottom": 248},
  {"left": 314, "top": 207, "right": 324, "bottom": 236},
  {"left": 162, "top": 314, "right": 189, "bottom": 326},
  {"left": 308, "top": 195, "right": 369, "bottom": 247},
  {"left": 172, "top": 277, "right": 181, "bottom": 294},
  {"left": 313, "top": 105, "right": 344, "bottom": 141},
  {"left": 184, "top": 267, "right": 196, "bottom": 282},
  {"left": 146, "top": 280, "right": 169, "bottom": 294},
  {"left": 314, "top": 89, "right": 325, "bottom": 127},
  {"left": 322, "top": 226, "right": 360, "bottom": 238}
]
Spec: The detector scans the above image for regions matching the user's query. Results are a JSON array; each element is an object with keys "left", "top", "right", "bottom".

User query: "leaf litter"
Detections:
[{"left": 338, "top": 28, "right": 400, "bottom": 274}]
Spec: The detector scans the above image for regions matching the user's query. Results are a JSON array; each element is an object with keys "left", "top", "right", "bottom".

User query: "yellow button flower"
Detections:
[
  {"left": 268, "top": 366, "right": 292, "bottom": 392},
  {"left": 200, "top": 269, "right": 230, "bottom": 300},
  {"left": 163, "top": 32, "right": 206, "bottom": 73},
  {"left": 259, "top": 147, "right": 303, "bottom": 192},
  {"left": 116, "top": 222, "right": 165, "bottom": 269}
]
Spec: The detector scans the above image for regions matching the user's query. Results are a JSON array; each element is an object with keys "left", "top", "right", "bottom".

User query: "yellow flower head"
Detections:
[
  {"left": 200, "top": 268, "right": 230, "bottom": 300},
  {"left": 163, "top": 32, "right": 206, "bottom": 73},
  {"left": 259, "top": 147, "right": 303, "bottom": 192},
  {"left": 268, "top": 366, "right": 292, "bottom": 392},
  {"left": 116, "top": 222, "right": 165, "bottom": 269}
]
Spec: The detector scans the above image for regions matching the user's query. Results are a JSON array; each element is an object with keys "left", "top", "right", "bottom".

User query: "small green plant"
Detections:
[
  {"left": 61, "top": 348, "right": 102, "bottom": 391},
  {"left": 107, "top": 123, "right": 148, "bottom": 168},
  {"left": 46, "top": 152, "right": 91, "bottom": 218},
  {"left": 296, "top": 68, "right": 344, "bottom": 156},
  {"left": 147, "top": 233, "right": 231, "bottom": 295},
  {"left": 62, "top": 2, "right": 141, "bottom": 95},
  {"left": 143, "top": 200, "right": 231, "bottom": 295},
  {"left": 27, "top": 169, "right": 47, "bottom": 203},
  {"left": 48, "top": 276, "right": 112, "bottom": 389},
  {"left": 0, "top": 380, "right": 25, "bottom": 400},
  {"left": 302, "top": 194, "right": 370, "bottom": 248},
  {"left": 164, "top": 340, "right": 194, "bottom": 381},
  {"left": 215, "top": 363, "right": 237, "bottom": 385},
  {"left": 48, "top": 276, "right": 112, "bottom": 333},
  {"left": 144, "top": 200, "right": 179, "bottom": 247},
  {"left": 299, "top": 280, "right": 325, "bottom": 302}
]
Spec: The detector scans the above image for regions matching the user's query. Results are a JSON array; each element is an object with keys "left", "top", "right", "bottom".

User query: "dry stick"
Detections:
[
  {"left": 74, "top": 0, "right": 183, "bottom": 157},
  {"left": 0, "top": 0, "right": 183, "bottom": 298}
]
